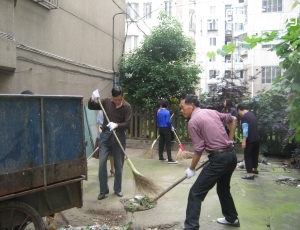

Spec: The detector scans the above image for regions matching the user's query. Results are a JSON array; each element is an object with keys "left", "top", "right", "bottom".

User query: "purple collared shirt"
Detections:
[{"left": 188, "top": 108, "right": 233, "bottom": 156}]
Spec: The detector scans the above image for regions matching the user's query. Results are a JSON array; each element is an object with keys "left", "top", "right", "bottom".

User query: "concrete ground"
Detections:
[{"left": 62, "top": 148, "right": 300, "bottom": 230}]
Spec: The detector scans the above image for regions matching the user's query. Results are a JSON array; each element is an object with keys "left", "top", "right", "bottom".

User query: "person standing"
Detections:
[
  {"left": 180, "top": 94, "right": 239, "bottom": 229},
  {"left": 221, "top": 98, "right": 238, "bottom": 136},
  {"left": 237, "top": 103, "right": 260, "bottom": 180},
  {"left": 88, "top": 86, "right": 132, "bottom": 200},
  {"left": 156, "top": 99, "right": 177, "bottom": 164}
]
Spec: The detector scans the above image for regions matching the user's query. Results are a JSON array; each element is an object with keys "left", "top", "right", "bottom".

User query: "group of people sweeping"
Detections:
[{"left": 88, "top": 87, "right": 260, "bottom": 229}]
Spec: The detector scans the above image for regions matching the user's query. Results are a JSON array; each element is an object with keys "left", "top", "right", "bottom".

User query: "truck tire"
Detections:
[{"left": 0, "top": 200, "right": 45, "bottom": 229}]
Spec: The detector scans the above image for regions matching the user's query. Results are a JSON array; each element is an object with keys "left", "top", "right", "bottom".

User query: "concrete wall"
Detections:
[{"left": 0, "top": 0, "right": 125, "bottom": 105}]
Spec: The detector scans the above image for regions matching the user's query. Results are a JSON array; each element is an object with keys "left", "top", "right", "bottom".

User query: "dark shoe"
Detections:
[
  {"left": 241, "top": 175, "right": 254, "bottom": 180},
  {"left": 217, "top": 218, "right": 240, "bottom": 227},
  {"left": 168, "top": 159, "right": 178, "bottom": 164},
  {"left": 114, "top": 191, "right": 123, "bottom": 197},
  {"left": 253, "top": 170, "right": 259, "bottom": 174},
  {"left": 159, "top": 158, "right": 167, "bottom": 161},
  {"left": 97, "top": 190, "right": 109, "bottom": 200}
]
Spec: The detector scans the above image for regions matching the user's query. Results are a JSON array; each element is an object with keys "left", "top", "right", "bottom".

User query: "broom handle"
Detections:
[
  {"left": 172, "top": 130, "right": 182, "bottom": 145},
  {"left": 87, "top": 146, "right": 99, "bottom": 161},
  {"left": 153, "top": 159, "right": 210, "bottom": 202}
]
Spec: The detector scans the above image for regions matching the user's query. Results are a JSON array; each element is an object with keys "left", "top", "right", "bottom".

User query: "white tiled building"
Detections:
[{"left": 125, "top": 0, "right": 300, "bottom": 97}]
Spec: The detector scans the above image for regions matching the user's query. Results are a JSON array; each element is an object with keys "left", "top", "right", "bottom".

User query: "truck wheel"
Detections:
[{"left": 0, "top": 201, "right": 45, "bottom": 229}]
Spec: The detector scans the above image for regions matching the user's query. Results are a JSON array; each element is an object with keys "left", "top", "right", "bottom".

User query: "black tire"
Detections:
[{"left": 0, "top": 201, "right": 45, "bottom": 230}]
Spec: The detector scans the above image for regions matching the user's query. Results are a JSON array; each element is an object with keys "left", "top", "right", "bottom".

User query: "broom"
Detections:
[
  {"left": 142, "top": 135, "right": 160, "bottom": 158},
  {"left": 142, "top": 114, "right": 174, "bottom": 158},
  {"left": 97, "top": 97, "right": 162, "bottom": 195},
  {"left": 173, "top": 130, "right": 194, "bottom": 160}
]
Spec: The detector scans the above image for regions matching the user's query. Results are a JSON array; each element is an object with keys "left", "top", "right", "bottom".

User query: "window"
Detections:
[
  {"left": 125, "top": 35, "right": 138, "bottom": 52},
  {"left": 207, "top": 19, "right": 218, "bottom": 31},
  {"left": 209, "top": 38, "right": 216, "bottom": 46},
  {"left": 189, "top": 13, "right": 196, "bottom": 31},
  {"left": 235, "top": 23, "right": 244, "bottom": 31},
  {"left": 210, "top": 6, "right": 216, "bottom": 14},
  {"left": 235, "top": 70, "right": 244, "bottom": 78},
  {"left": 209, "top": 56, "right": 216, "bottom": 62},
  {"left": 126, "top": 3, "right": 139, "bottom": 20},
  {"left": 32, "top": 0, "right": 58, "bottom": 9},
  {"left": 261, "top": 66, "right": 281, "bottom": 83},
  {"left": 165, "top": 1, "right": 172, "bottom": 16},
  {"left": 209, "top": 70, "right": 217, "bottom": 78},
  {"left": 262, "top": 0, "right": 282, "bottom": 13},
  {"left": 144, "top": 3, "right": 152, "bottom": 19}
]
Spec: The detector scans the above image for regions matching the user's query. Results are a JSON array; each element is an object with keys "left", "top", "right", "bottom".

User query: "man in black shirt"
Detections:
[{"left": 237, "top": 103, "right": 260, "bottom": 180}]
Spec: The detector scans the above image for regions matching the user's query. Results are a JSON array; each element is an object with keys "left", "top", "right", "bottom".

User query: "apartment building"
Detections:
[
  {"left": 124, "top": 0, "right": 195, "bottom": 52},
  {"left": 0, "top": 0, "right": 125, "bottom": 101},
  {"left": 125, "top": 0, "right": 300, "bottom": 98}
]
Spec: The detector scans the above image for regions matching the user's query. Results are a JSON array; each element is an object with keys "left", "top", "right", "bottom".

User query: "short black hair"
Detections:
[
  {"left": 237, "top": 103, "right": 247, "bottom": 111},
  {"left": 21, "top": 90, "right": 34, "bottom": 94},
  {"left": 161, "top": 99, "right": 169, "bottom": 108},
  {"left": 183, "top": 94, "right": 200, "bottom": 107},
  {"left": 111, "top": 86, "right": 123, "bottom": 97}
]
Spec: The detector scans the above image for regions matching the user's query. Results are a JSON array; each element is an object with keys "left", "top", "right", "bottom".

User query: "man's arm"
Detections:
[
  {"left": 116, "top": 104, "right": 132, "bottom": 130},
  {"left": 189, "top": 155, "right": 201, "bottom": 170},
  {"left": 228, "top": 116, "right": 237, "bottom": 140}
]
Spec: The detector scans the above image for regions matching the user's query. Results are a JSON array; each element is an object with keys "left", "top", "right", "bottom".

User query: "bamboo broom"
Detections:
[
  {"left": 173, "top": 130, "right": 194, "bottom": 160},
  {"left": 97, "top": 97, "right": 161, "bottom": 195}
]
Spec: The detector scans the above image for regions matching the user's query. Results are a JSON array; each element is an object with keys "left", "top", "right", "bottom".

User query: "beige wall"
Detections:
[{"left": 0, "top": 0, "right": 125, "bottom": 104}]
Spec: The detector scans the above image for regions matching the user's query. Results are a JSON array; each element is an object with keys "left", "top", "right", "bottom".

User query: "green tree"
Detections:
[{"left": 118, "top": 12, "right": 202, "bottom": 109}]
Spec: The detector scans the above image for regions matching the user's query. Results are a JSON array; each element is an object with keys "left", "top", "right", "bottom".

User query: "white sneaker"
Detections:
[{"left": 217, "top": 217, "right": 240, "bottom": 227}]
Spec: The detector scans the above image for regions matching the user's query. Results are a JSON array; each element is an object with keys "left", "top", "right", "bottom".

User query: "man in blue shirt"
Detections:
[{"left": 157, "top": 99, "right": 177, "bottom": 164}]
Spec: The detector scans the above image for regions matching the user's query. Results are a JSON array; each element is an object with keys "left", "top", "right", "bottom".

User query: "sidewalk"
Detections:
[{"left": 62, "top": 148, "right": 300, "bottom": 230}]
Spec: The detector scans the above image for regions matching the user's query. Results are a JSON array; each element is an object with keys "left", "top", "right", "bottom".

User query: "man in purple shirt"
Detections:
[{"left": 180, "top": 94, "right": 239, "bottom": 229}]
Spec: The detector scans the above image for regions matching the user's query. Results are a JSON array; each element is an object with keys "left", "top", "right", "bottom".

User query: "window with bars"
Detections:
[
  {"left": 261, "top": 66, "right": 281, "bottom": 84},
  {"left": 262, "top": 0, "right": 282, "bottom": 13},
  {"left": 144, "top": 3, "right": 152, "bottom": 19},
  {"left": 126, "top": 3, "right": 139, "bottom": 20},
  {"left": 207, "top": 19, "right": 218, "bottom": 31},
  {"left": 165, "top": 1, "right": 172, "bottom": 16},
  {"left": 209, "top": 37, "right": 216, "bottom": 46}
]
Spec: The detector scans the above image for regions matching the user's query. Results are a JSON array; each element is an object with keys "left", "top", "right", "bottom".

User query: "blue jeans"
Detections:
[
  {"left": 184, "top": 151, "right": 238, "bottom": 229},
  {"left": 98, "top": 130, "right": 126, "bottom": 194}
]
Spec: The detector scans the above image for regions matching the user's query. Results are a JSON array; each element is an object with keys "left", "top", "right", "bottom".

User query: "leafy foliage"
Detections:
[{"left": 118, "top": 12, "right": 202, "bottom": 109}]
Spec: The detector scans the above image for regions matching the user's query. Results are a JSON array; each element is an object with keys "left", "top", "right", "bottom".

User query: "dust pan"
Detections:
[{"left": 121, "top": 160, "right": 210, "bottom": 213}]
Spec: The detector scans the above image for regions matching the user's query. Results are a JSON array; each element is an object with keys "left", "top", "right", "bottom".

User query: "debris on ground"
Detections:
[
  {"left": 275, "top": 175, "right": 300, "bottom": 187},
  {"left": 120, "top": 195, "right": 156, "bottom": 213}
]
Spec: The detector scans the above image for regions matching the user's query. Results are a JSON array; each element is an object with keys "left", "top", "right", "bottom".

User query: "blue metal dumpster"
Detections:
[{"left": 0, "top": 94, "right": 87, "bottom": 228}]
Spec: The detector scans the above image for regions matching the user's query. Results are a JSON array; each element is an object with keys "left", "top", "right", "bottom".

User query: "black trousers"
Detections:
[
  {"left": 244, "top": 141, "right": 260, "bottom": 173},
  {"left": 184, "top": 151, "right": 238, "bottom": 229},
  {"left": 158, "top": 127, "right": 172, "bottom": 160}
]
